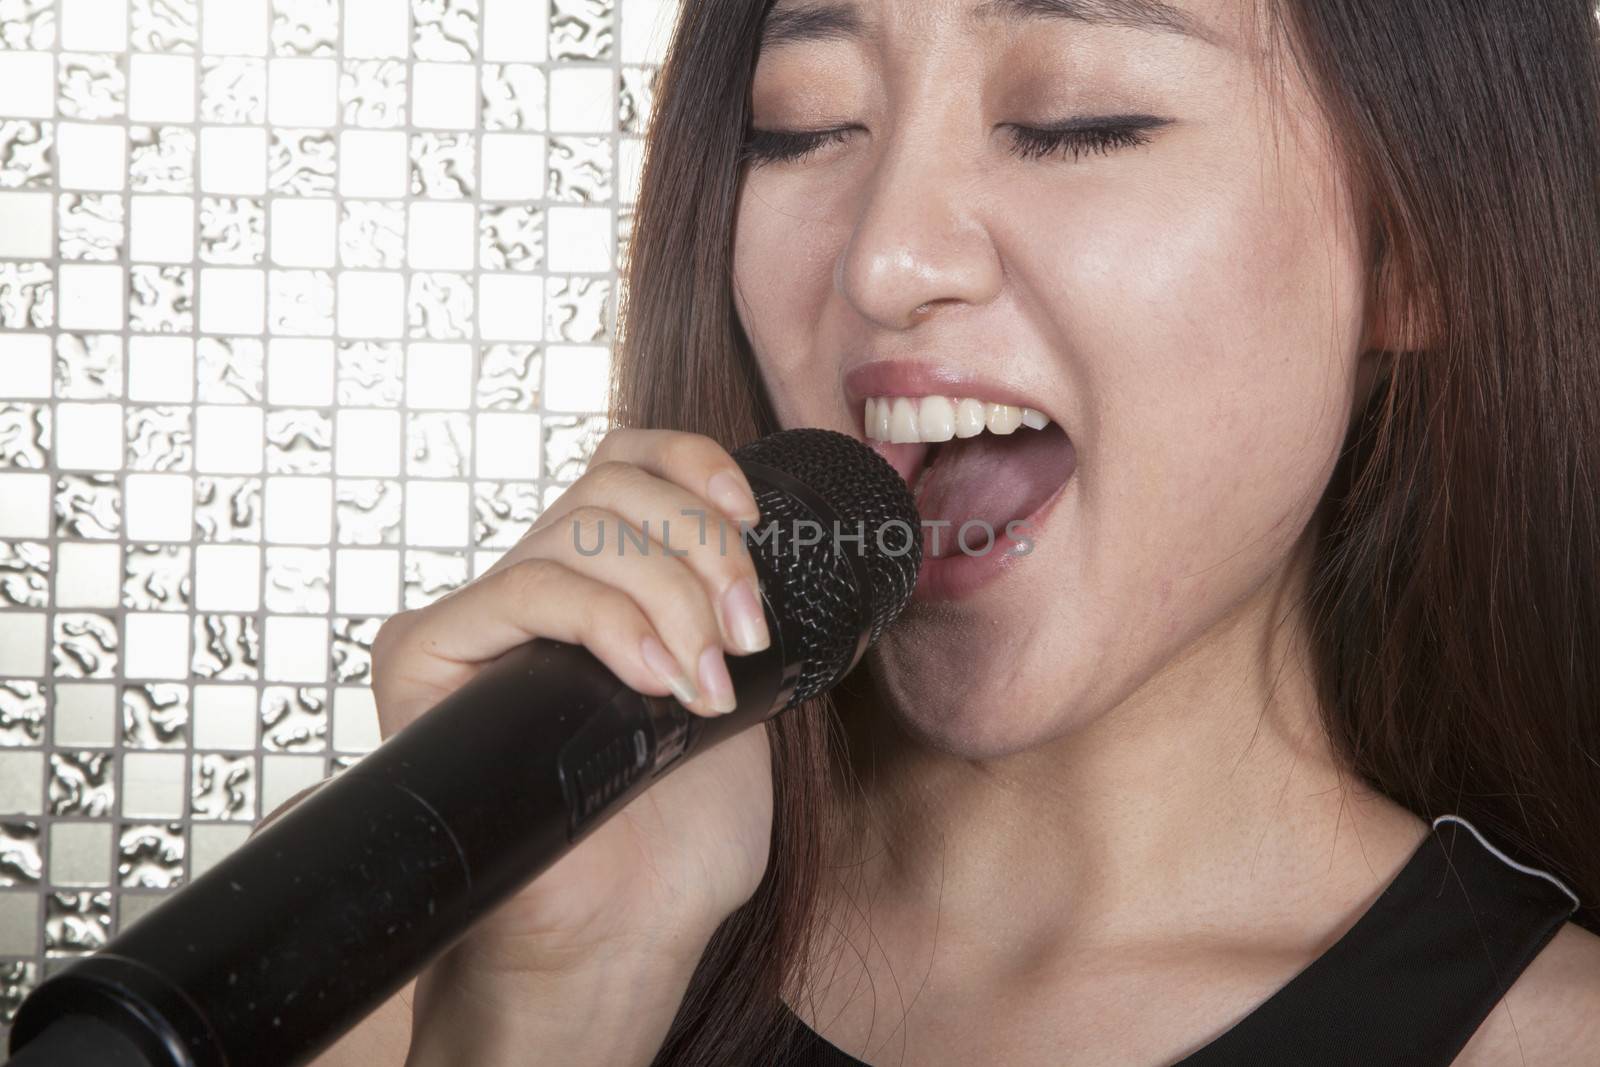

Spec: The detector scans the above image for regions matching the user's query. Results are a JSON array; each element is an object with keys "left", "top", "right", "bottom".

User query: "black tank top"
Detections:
[{"left": 775, "top": 815, "right": 1580, "bottom": 1066}]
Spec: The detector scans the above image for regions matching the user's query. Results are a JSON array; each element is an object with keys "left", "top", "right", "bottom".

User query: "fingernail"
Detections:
[
  {"left": 698, "top": 646, "right": 737, "bottom": 714},
  {"left": 721, "top": 577, "right": 769, "bottom": 653},
  {"left": 641, "top": 636, "right": 698, "bottom": 707},
  {"left": 707, "top": 470, "right": 759, "bottom": 523}
]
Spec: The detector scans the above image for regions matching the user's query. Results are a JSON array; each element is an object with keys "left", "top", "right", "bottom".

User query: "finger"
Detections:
[
  {"left": 376, "top": 554, "right": 734, "bottom": 728},
  {"left": 589, "top": 429, "right": 760, "bottom": 524},
  {"left": 493, "top": 461, "right": 769, "bottom": 656}
]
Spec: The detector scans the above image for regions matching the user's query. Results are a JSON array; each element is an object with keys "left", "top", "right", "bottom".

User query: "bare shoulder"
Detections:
[{"left": 1452, "top": 921, "right": 1600, "bottom": 1066}]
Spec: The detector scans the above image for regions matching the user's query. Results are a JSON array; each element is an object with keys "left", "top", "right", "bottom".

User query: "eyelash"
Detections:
[{"left": 739, "top": 117, "right": 1168, "bottom": 166}]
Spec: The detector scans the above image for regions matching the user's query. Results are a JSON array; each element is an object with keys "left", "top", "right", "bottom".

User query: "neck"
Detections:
[{"left": 817, "top": 532, "right": 1427, "bottom": 990}]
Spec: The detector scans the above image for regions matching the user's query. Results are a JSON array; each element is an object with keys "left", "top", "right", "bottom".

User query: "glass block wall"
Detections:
[{"left": 0, "top": 0, "right": 676, "bottom": 1032}]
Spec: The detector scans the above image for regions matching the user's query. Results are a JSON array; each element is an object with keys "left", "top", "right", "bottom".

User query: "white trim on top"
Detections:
[{"left": 1432, "top": 813, "right": 1581, "bottom": 912}]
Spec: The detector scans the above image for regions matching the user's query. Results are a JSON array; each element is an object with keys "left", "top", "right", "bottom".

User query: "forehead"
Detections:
[{"left": 758, "top": 0, "right": 1243, "bottom": 53}]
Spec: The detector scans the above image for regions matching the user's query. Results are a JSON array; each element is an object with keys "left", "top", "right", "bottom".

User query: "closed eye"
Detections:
[
  {"left": 1002, "top": 115, "right": 1173, "bottom": 162},
  {"left": 739, "top": 115, "right": 1172, "bottom": 167}
]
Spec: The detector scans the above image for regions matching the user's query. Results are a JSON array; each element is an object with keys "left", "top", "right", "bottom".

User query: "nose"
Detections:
[{"left": 834, "top": 135, "right": 1004, "bottom": 330}]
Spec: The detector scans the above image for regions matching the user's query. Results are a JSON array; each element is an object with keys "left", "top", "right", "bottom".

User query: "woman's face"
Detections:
[{"left": 731, "top": 0, "right": 1376, "bottom": 757}]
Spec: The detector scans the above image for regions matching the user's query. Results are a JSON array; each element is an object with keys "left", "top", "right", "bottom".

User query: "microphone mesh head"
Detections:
[{"left": 734, "top": 428, "right": 922, "bottom": 704}]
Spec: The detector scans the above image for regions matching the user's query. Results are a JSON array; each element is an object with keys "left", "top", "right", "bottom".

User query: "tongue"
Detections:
[{"left": 916, "top": 423, "right": 1074, "bottom": 556}]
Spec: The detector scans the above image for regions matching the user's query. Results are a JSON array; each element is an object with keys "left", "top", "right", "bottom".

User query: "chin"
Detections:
[{"left": 864, "top": 620, "right": 1080, "bottom": 761}]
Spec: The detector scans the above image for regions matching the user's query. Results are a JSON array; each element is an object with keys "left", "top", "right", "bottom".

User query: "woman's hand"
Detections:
[{"left": 367, "top": 430, "right": 777, "bottom": 1061}]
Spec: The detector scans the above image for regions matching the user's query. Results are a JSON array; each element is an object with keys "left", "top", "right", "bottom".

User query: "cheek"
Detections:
[
  {"left": 731, "top": 183, "right": 847, "bottom": 424},
  {"left": 1007, "top": 135, "right": 1368, "bottom": 631}
]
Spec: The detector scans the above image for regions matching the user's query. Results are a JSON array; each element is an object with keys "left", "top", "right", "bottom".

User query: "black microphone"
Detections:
[{"left": 5, "top": 428, "right": 922, "bottom": 1067}]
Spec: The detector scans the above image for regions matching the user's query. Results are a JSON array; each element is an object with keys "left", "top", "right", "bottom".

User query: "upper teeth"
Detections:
[{"left": 864, "top": 396, "right": 1051, "bottom": 444}]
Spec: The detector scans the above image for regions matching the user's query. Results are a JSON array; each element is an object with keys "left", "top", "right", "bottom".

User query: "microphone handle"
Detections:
[{"left": 8, "top": 626, "right": 794, "bottom": 1067}]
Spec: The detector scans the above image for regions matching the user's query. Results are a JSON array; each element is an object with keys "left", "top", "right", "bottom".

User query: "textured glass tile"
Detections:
[
  {"left": 125, "top": 406, "right": 193, "bottom": 472},
  {"left": 117, "top": 822, "right": 183, "bottom": 888},
  {"left": 619, "top": 65, "right": 654, "bottom": 135},
  {"left": 196, "top": 336, "right": 264, "bottom": 402},
  {"left": 330, "top": 617, "right": 379, "bottom": 685},
  {"left": 547, "top": 135, "right": 611, "bottom": 203},
  {"left": 478, "top": 204, "right": 542, "bottom": 273},
  {"left": 334, "top": 340, "right": 402, "bottom": 406},
  {"left": 0, "top": 402, "right": 49, "bottom": 469},
  {"left": 0, "top": 823, "right": 42, "bottom": 886},
  {"left": 268, "top": 128, "right": 335, "bottom": 196},
  {"left": 44, "top": 890, "right": 110, "bottom": 955},
  {"left": 57, "top": 192, "right": 125, "bottom": 261},
  {"left": 57, "top": 52, "right": 126, "bottom": 120},
  {"left": 616, "top": 203, "right": 634, "bottom": 265},
  {"left": 127, "top": 125, "right": 194, "bottom": 194},
  {"left": 50, "top": 613, "right": 119, "bottom": 679},
  {"left": 0, "top": 262, "right": 54, "bottom": 329},
  {"left": 263, "top": 547, "right": 330, "bottom": 613},
  {"left": 122, "top": 545, "right": 190, "bottom": 612},
  {"left": 128, "top": 265, "right": 195, "bottom": 333},
  {"left": 52, "top": 333, "right": 121, "bottom": 398},
  {"left": 0, "top": 681, "right": 45, "bottom": 746},
  {"left": 0, "top": 960, "right": 41, "bottom": 1026},
  {"left": 481, "top": 63, "right": 544, "bottom": 131},
  {"left": 337, "top": 201, "right": 404, "bottom": 270},
  {"left": 407, "top": 272, "right": 473, "bottom": 339},
  {"left": 472, "top": 481, "right": 539, "bottom": 548},
  {"left": 551, "top": 0, "right": 613, "bottom": 59},
  {"left": 121, "top": 683, "right": 188, "bottom": 749},
  {"left": 410, "top": 132, "right": 475, "bottom": 198},
  {"left": 47, "top": 751, "right": 117, "bottom": 816},
  {"left": 194, "top": 476, "right": 263, "bottom": 542},
  {"left": 131, "top": 0, "right": 199, "bottom": 52},
  {"left": 189, "top": 752, "right": 255, "bottom": 820},
  {"left": 267, "top": 269, "right": 335, "bottom": 336},
  {"left": 545, "top": 276, "right": 610, "bottom": 342},
  {"left": 48, "top": 822, "right": 113, "bottom": 886},
  {"left": 198, "top": 196, "right": 266, "bottom": 264},
  {"left": 272, "top": 0, "right": 338, "bottom": 56},
  {"left": 0, "top": 120, "right": 54, "bottom": 189},
  {"left": 260, "top": 685, "right": 326, "bottom": 751},
  {"left": 412, "top": 0, "right": 480, "bottom": 60},
  {"left": 339, "top": 59, "right": 405, "bottom": 127},
  {"left": 265, "top": 408, "right": 332, "bottom": 474},
  {"left": 199, "top": 57, "right": 265, "bottom": 123},
  {"left": 334, "top": 479, "right": 400, "bottom": 545},
  {"left": 0, "top": 0, "right": 55, "bottom": 50},
  {"left": 190, "top": 614, "right": 260, "bottom": 681},
  {"left": 405, "top": 412, "right": 469, "bottom": 478},
  {"left": 476, "top": 342, "right": 540, "bottom": 410},
  {"left": 403, "top": 549, "right": 467, "bottom": 610},
  {"left": 543, "top": 414, "right": 606, "bottom": 482}
]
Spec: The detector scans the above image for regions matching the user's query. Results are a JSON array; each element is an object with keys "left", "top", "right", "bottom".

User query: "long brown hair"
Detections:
[{"left": 612, "top": 3, "right": 1600, "bottom": 1062}]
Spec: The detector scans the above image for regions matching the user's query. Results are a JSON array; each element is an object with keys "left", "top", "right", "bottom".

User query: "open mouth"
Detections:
[{"left": 863, "top": 396, "right": 1077, "bottom": 560}]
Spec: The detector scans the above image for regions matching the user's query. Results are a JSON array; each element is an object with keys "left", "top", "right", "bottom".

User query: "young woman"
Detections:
[{"left": 307, "top": 1, "right": 1600, "bottom": 1063}]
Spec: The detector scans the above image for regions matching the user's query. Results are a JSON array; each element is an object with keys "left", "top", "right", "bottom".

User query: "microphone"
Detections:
[{"left": 5, "top": 428, "right": 922, "bottom": 1067}]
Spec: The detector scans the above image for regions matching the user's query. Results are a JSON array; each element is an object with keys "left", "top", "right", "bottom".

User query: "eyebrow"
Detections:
[{"left": 758, "top": 0, "right": 1220, "bottom": 51}]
